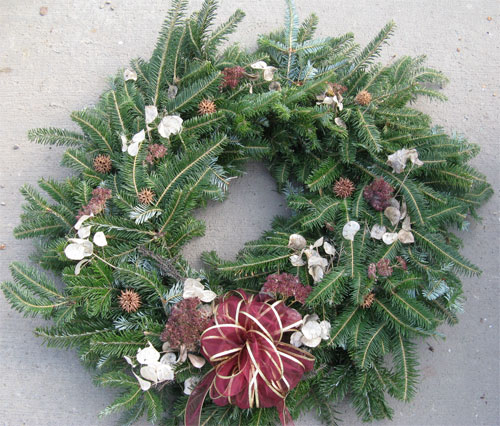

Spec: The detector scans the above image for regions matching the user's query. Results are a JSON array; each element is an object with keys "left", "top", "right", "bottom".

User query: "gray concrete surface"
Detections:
[{"left": 1, "top": 1, "right": 499, "bottom": 425}]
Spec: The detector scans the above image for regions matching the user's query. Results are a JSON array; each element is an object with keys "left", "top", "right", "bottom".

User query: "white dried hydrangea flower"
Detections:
[{"left": 158, "top": 115, "right": 183, "bottom": 138}]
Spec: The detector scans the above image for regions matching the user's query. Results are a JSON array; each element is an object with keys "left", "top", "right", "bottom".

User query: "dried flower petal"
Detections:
[
  {"left": 251, "top": 61, "right": 268, "bottom": 69},
  {"left": 64, "top": 243, "right": 86, "bottom": 260},
  {"left": 382, "top": 232, "right": 399, "bottom": 245},
  {"left": 168, "top": 85, "right": 178, "bottom": 99},
  {"left": 77, "top": 225, "right": 92, "bottom": 239},
  {"left": 387, "top": 148, "right": 424, "bottom": 174},
  {"left": 290, "top": 331, "right": 303, "bottom": 347},
  {"left": 120, "top": 134, "right": 128, "bottom": 152},
  {"left": 124, "top": 68, "right": 137, "bottom": 81},
  {"left": 188, "top": 353, "right": 206, "bottom": 369},
  {"left": 313, "top": 237, "right": 324, "bottom": 248},
  {"left": 288, "top": 234, "right": 307, "bottom": 250},
  {"left": 145, "top": 105, "right": 158, "bottom": 124},
  {"left": 290, "top": 254, "right": 306, "bottom": 267},
  {"left": 370, "top": 224, "right": 386, "bottom": 240},
  {"left": 263, "top": 66, "right": 277, "bottom": 81},
  {"left": 74, "top": 214, "right": 92, "bottom": 230},
  {"left": 319, "top": 321, "right": 331, "bottom": 340},
  {"left": 93, "top": 231, "right": 107, "bottom": 247},
  {"left": 133, "top": 371, "right": 151, "bottom": 391},
  {"left": 398, "top": 229, "right": 415, "bottom": 244},
  {"left": 342, "top": 221, "right": 360, "bottom": 241},
  {"left": 137, "top": 342, "right": 160, "bottom": 365},
  {"left": 384, "top": 206, "right": 401, "bottom": 226},
  {"left": 184, "top": 376, "right": 201, "bottom": 395},
  {"left": 402, "top": 215, "right": 411, "bottom": 231},
  {"left": 334, "top": 117, "right": 347, "bottom": 129},
  {"left": 74, "top": 259, "right": 89, "bottom": 275},
  {"left": 323, "top": 241, "right": 336, "bottom": 256}
]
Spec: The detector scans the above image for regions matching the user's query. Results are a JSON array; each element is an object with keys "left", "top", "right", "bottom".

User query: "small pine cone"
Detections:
[
  {"left": 333, "top": 177, "right": 356, "bottom": 198},
  {"left": 138, "top": 188, "right": 155, "bottom": 205},
  {"left": 198, "top": 99, "right": 217, "bottom": 115},
  {"left": 119, "top": 289, "right": 141, "bottom": 313},
  {"left": 362, "top": 292, "right": 375, "bottom": 309},
  {"left": 93, "top": 154, "right": 112, "bottom": 174},
  {"left": 355, "top": 90, "right": 372, "bottom": 106}
]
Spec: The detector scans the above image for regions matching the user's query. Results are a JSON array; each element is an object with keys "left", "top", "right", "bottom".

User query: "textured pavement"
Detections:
[{"left": 0, "top": 1, "right": 499, "bottom": 425}]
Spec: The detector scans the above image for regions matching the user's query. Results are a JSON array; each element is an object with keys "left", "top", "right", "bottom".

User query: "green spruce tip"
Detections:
[{"left": 0, "top": 0, "right": 492, "bottom": 425}]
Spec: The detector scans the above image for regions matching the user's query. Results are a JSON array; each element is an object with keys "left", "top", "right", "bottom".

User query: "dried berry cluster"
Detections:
[
  {"left": 363, "top": 178, "right": 394, "bottom": 211},
  {"left": 146, "top": 143, "right": 167, "bottom": 165},
  {"left": 220, "top": 66, "right": 245, "bottom": 89},
  {"left": 160, "top": 298, "right": 211, "bottom": 350},
  {"left": 77, "top": 188, "right": 112, "bottom": 219},
  {"left": 262, "top": 273, "right": 312, "bottom": 304}
]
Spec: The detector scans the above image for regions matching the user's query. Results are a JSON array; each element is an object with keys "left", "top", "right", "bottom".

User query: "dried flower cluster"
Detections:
[
  {"left": 376, "top": 258, "right": 393, "bottom": 277},
  {"left": 93, "top": 154, "right": 112, "bottom": 174},
  {"left": 119, "top": 289, "right": 141, "bottom": 313},
  {"left": 160, "top": 298, "right": 211, "bottom": 350},
  {"left": 77, "top": 187, "right": 112, "bottom": 219},
  {"left": 333, "top": 177, "right": 355, "bottom": 198},
  {"left": 367, "top": 263, "right": 377, "bottom": 279},
  {"left": 220, "top": 66, "right": 245, "bottom": 89},
  {"left": 145, "top": 143, "right": 167, "bottom": 165},
  {"left": 395, "top": 256, "right": 408, "bottom": 270},
  {"left": 355, "top": 90, "right": 372, "bottom": 106},
  {"left": 262, "top": 272, "right": 312, "bottom": 304},
  {"left": 363, "top": 178, "right": 394, "bottom": 211},
  {"left": 198, "top": 99, "right": 217, "bottom": 115}
]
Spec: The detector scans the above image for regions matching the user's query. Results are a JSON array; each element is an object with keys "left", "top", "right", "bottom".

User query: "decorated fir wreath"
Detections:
[{"left": 1, "top": 1, "right": 492, "bottom": 425}]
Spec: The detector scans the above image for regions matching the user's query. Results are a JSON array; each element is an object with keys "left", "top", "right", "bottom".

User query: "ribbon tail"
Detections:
[
  {"left": 277, "top": 399, "right": 295, "bottom": 426},
  {"left": 185, "top": 369, "right": 216, "bottom": 426}
]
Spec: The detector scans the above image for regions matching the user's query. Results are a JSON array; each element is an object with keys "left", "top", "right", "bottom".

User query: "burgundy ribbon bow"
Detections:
[{"left": 185, "top": 290, "right": 315, "bottom": 426}]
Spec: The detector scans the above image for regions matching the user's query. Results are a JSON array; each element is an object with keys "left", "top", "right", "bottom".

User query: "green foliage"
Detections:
[{"left": 1, "top": 0, "right": 492, "bottom": 425}]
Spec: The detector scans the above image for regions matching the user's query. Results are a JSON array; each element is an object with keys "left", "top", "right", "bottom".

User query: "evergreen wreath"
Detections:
[{"left": 1, "top": 1, "right": 493, "bottom": 425}]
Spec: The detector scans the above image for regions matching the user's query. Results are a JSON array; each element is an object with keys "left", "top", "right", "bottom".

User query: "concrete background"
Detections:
[{"left": 0, "top": 1, "right": 498, "bottom": 425}]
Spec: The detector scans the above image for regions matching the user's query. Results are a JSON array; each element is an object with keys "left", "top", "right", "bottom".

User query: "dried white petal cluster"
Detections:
[
  {"left": 183, "top": 278, "right": 217, "bottom": 303},
  {"left": 251, "top": 61, "right": 277, "bottom": 81},
  {"left": 291, "top": 314, "right": 331, "bottom": 348},
  {"left": 64, "top": 215, "right": 107, "bottom": 274}
]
